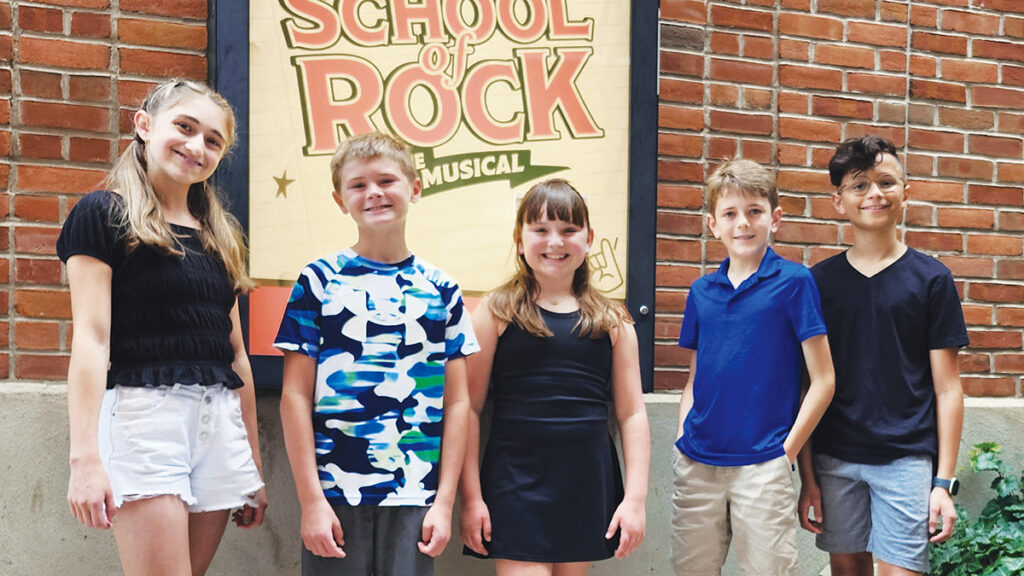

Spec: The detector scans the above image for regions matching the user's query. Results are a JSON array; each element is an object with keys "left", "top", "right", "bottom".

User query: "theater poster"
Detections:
[{"left": 231, "top": 0, "right": 655, "bottom": 372}]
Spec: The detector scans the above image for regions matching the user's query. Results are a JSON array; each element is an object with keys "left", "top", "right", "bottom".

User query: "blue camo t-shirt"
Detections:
[
  {"left": 275, "top": 249, "right": 479, "bottom": 507},
  {"left": 677, "top": 248, "right": 827, "bottom": 466}
]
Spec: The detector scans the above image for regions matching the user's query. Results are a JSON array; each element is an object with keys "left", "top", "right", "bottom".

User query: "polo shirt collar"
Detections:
[{"left": 709, "top": 247, "right": 784, "bottom": 289}]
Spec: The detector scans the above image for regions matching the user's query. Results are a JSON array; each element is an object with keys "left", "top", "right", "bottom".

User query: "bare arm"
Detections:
[
  {"left": 606, "top": 320, "right": 650, "bottom": 559},
  {"left": 419, "top": 355, "right": 470, "bottom": 557},
  {"left": 280, "top": 351, "right": 345, "bottom": 558},
  {"left": 783, "top": 334, "right": 835, "bottom": 463},
  {"left": 228, "top": 300, "right": 267, "bottom": 528},
  {"left": 458, "top": 302, "right": 500, "bottom": 555},
  {"left": 676, "top": 348, "right": 696, "bottom": 440},
  {"left": 929, "top": 347, "right": 964, "bottom": 543},
  {"left": 65, "top": 255, "right": 115, "bottom": 529}
]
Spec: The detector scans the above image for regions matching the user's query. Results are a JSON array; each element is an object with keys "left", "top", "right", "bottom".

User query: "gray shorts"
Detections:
[
  {"left": 301, "top": 505, "right": 433, "bottom": 576},
  {"left": 814, "top": 453, "right": 931, "bottom": 573}
]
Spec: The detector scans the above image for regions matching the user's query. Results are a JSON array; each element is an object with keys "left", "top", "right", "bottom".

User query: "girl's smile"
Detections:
[
  {"left": 136, "top": 94, "right": 230, "bottom": 196},
  {"left": 518, "top": 208, "right": 593, "bottom": 282}
]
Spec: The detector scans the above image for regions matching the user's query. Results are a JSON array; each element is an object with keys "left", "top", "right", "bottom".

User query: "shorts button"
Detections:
[
  {"left": 199, "top": 431, "right": 210, "bottom": 441},
  {"left": 204, "top": 396, "right": 213, "bottom": 404},
  {"left": 201, "top": 415, "right": 211, "bottom": 424}
]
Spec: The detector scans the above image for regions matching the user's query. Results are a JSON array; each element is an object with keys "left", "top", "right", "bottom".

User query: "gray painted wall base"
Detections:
[{"left": 2, "top": 385, "right": 1021, "bottom": 575}]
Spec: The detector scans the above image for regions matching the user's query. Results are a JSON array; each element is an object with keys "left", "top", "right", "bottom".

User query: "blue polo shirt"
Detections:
[{"left": 676, "top": 248, "right": 827, "bottom": 466}]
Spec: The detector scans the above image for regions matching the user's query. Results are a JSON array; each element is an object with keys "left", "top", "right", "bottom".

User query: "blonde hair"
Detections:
[
  {"left": 488, "top": 179, "right": 631, "bottom": 339},
  {"left": 104, "top": 79, "right": 255, "bottom": 293},
  {"left": 329, "top": 131, "right": 418, "bottom": 192},
  {"left": 705, "top": 158, "right": 778, "bottom": 215}
]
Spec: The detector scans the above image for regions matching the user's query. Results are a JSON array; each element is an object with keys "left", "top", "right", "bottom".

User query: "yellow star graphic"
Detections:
[{"left": 274, "top": 171, "right": 295, "bottom": 198}]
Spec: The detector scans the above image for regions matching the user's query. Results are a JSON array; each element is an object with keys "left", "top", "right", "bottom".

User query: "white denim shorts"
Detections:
[{"left": 99, "top": 383, "right": 264, "bottom": 513}]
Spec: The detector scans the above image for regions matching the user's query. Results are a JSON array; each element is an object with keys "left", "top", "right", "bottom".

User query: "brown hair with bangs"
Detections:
[{"left": 487, "top": 179, "right": 631, "bottom": 338}]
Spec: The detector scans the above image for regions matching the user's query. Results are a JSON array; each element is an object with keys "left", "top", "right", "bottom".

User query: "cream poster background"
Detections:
[{"left": 249, "top": 0, "right": 632, "bottom": 298}]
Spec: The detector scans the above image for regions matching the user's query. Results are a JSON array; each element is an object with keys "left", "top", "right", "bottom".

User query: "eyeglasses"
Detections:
[{"left": 839, "top": 178, "right": 905, "bottom": 196}]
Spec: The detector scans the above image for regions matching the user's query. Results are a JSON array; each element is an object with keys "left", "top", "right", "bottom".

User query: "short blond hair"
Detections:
[
  {"left": 329, "top": 132, "right": 417, "bottom": 192},
  {"left": 705, "top": 158, "right": 778, "bottom": 215}
]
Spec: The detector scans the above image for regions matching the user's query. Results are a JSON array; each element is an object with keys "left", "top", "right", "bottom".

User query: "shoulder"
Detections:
[
  {"left": 68, "top": 190, "right": 122, "bottom": 223},
  {"left": 810, "top": 251, "right": 847, "bottom": 276},
  {"left": 902, "top": 248, "right": 953, "bottom": 278},
  {"left": 408, "top": 254, "right": 462, "bottom": 291}
]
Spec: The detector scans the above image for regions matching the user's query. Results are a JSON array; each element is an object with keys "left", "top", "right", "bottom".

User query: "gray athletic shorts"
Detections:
[{"left": 301, "top": 505, "right": 433, "bottom": 576}]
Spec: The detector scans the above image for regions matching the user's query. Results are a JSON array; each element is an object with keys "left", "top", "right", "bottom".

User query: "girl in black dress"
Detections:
[
  {"left": 59, "top": 80, "right": 266, "bottom": 576},
  {"left": 459, "top": 179, "right": 650, "bottom": 576}
]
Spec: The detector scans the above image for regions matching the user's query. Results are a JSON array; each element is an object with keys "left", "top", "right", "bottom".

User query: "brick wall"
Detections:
[
  {"left": 2, "top": 1, "right": 1022, "bottom": 397},
  {"left": 656, "top": 0, "right": 1024, "bottom": 396},
  {"left": 0, "top": 0, "right": 207, "bottom": 381}
]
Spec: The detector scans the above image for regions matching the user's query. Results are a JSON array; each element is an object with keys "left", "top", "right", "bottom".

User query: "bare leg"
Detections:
[
  {"left": 113, "top": 495, "right": 191, "bottom": 576},
  {"left": 877, "top": 558, "right": 921, "bottom": 576},
  {"left": 188, "top": 509, "right": 231, "bottom": 576},
  {"left": 552, "top": 562, "right": 590, "bottom": 576},
  {"left": 829, "top": 552, "right": 876, "bottom": 576},
  {"left": 496, "top": 559, "right": 554, "bottom": 576}
]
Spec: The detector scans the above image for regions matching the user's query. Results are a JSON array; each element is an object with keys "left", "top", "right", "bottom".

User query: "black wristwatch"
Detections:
[{"left": 933, "top": 477, "right": 960, "bottom": 496}]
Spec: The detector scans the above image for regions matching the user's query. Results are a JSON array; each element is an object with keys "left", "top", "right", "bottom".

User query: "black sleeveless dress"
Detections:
[{"left": 471, "top": 308, "right": 624, "bottom": 562}]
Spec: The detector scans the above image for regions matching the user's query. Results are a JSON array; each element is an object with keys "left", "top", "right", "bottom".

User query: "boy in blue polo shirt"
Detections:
[{"left": 672, "top": 158, "right": 835, "bottom": 575}]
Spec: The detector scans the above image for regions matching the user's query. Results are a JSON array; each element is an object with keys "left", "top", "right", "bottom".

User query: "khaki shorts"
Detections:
[{"left": 671, "top": 449, "right": 798, "bottom": 576}]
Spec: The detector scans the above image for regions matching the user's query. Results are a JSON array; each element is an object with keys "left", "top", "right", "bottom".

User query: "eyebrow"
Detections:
[{"left": 177, "top": 114, "right": 226, "bottom": 142}]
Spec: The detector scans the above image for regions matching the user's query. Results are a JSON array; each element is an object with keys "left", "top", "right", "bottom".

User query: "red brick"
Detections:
[
  {"left": 968, "top": 329, "right": 1023, "bottom": 349},
  {"left": 0, "top": 100, "right": 9, "bottom": 124},
  {"left": 908, "top": 129, "right": 963, "bottom": 153},
  {"left": 978, "top": 0, "right": 1024, "bottom": 14},
  {"left": 18, "top": 36, "right": 110, "bottom": 70},
  {"left": 911, "top": 79, "right": 966, "bottom": 103},
  {"left": 1000, "top": 163, "right": 1024, "bottom": 184},
  {"left": 655, "top": 343, "right": 692, "bottom": 368},
  {"left": 657, "top": 212, "right": 703, "bottom": 235},
  {"left": 777, "top": 169, "right": 831, "bottom": 193},
  {"left": 905, "top": 204, "right": 934, "bottom": 226},
  {"left": 743, "top": 36, "right": 774, "bottom": 60},
  {"left": 1007, "top": 66, "right": 1024, "bottom": 88},
  {"left": 962, "top": 377, "right": 1016, "bottom": 397},
  {"left": 742, "top": 139, "right": 772, "bottom": 164},
  {"left": 657, "top": 264, "right": 703, "bottom": 288},
  {"left": 937, "top": 207, "right": 995, "bottom": 230},
  {"left": 710, "top": 32, "right": 740, "bottom": 57},
  {"left": 974, "top": 39, "right": 1024, "bottom": 64},
  {"left": 877, "top": 102, "right": 906, "bottom": 124},
  {"left": 709, "top": 84, "right": 739, "bottom": 107},
  {"left": 16, "top": 165, "right": 107, "bottom": 194},
  {"left": 660, "top": 51, "right": 702, "bottom": 77},
  {"left": 941, "top": 9, "right": 999, "bottom": 35},
  {"left": 779, "top": 13, "right": 842, "bottom": 40},
  {"left": 661, "top": 78, "right": 703, "bottom": 105},
  {"left": 778, "top": 117, "right": 841, "bottom": 143},
  {"left": 68, "top": 11, "right": 111, "bottom": 38},
  {"left": 846, "top": 125, "right": 907, "bottom": 148},
  {"left": 909, "top": 55, "right": 937, "bottom": 77},
  {"left": 937, "top": 157, "right": 993, "bottom": 180},
  {"left": 780, "top": 64, "right": 842, "bottom": 91},
  {"left": 778, "top": 92, "right": 808, "bottom": 114},
  {"left": 655, "top": 290, "right": 688, "bottom": 314},
  {"left": 971, "top": 282, "right": 1024, "bottom": 303},
  {"left": 13, "top": 196, "right": 60, "bottom": 223},
  {"left": 814, "top": 44, "right": 874, "bottom": 69},
  {"left": 777, "top": 143, "right": 807, "bottom": 166},
  {"left": 780, "top": 0, "right": 811, "bottom": 8},
  {"left": 15, "top": 257, "right": 62, "bottom": 284},
  {"left": 707, "top": 136, "right": 737, "bottom": 159},
  {"left": 119, "top": 0, "right": 206, "bottom": 19},
  {"left": 13, "top": 226, "right": 59, "bottom": 255},
  {"left": 657, "top": 184, "right": 703, "bottom": 209},
  {"left": 710, "top": 5, "right": 773, "bottom": 32},
  {"left": 1007, "top": 17, "right": 1024, "bottom": 39},
  {"left": 969, "top": 184, "right": 1023, "bottom": 206},
  {"left": 0, "top": 69, "right": 10, "bottom": 96},
  {"left": 653, "top": 370, "right": 685, "bottom": 391},
  {"left": 906, "top": 231, "right": 962, "bottom": 252},
  {"left": 14, "top": 321, "right": 60, "bottom": 349},
  {"left": 118, "top": 18, "right": 207, "bottom": 50},
  {"left": 19, "top": 6, "right": 64, "bottom": 33},
  {"left": 709, "top": 111, "right": 772, "bottom": 136},
  {"left": 69, "top": 137, "right": 111, "bottom": 163},
  {"left": 657, "top": 238, "right": 701, "bottom": 262},
  {"left": 967, "top": 234, "right": 1023, "bottom": 256},
  {"left": 848, "top": 73, "right": 906, "bottom": 97},
  {"left": 775, "top": 221, "right": 838, "bottom": 244},
  {"left": 994, "top": 354, "right": 1024, "bottom": 374},
  {"left": 939, "top": 256, "right": 994, "bottom": 278},
  {"left": 779, "top": 39, "right": 809, "bottom": 61},
  {"left": 659, "top": 105, "right": 703, "bottom": 131},
  {"left": 969, "top": 135, "right": 1024, "bottom": 159},
  {"left": 15, "top": 354, "right": 70, "bottom": 381},
  {"left": 996, "top": 307, "right": 1024, "bottom": 326},
  {"left": 905, "top": 154, "right": 932, "bottom": 177},
  {"left": 0, "top": 259, "right": 7, "bottom": 284},
  {"left": 959, "top": 353, "right": 991, "bottom": 373},
  {"left": 939, "top": 107, "right": 994, "bottom": 131},
  {"left": 120, "top": 48, "right": 206, "bottom": 80},
  {"left": 1000, "top": 210, "right": 1024, "bottom": 231},
  {"left": 0, "top": 3, "right": 10, "bottom": 29},
  {"left": 812, "top": 96, "right": 873, "bottom": 120},
  {"left": 940, "top": 58, "right": 998, "bottom": 83},
  {"left": 662, "top": 0, "right": 705, "bottom": 25},
  {"left": 14, "top": 288, "right": 70, "bottom": 318},
  {"left": 779, "top": 195, "right": 807, "bottom": 216},
  {"left": 818, "top": 0, "right": 875, "bottom": 18},
  {"left": 658, "top": 159, "right": 704, "bottom": 183},
  {"left": 847, "top": 22, "right": 907, "bottom": 47},
  {"left": 19, "top": 69, "right": 62, "bottom": 99},
  {"left": 912, "top": 32, "right": 968, "bottom": 56},
  {"left": 973, "top": 86, "right": 1024, "bottom": 109},
  {"left": 21, "top": 101, "right": 109, "bottom": 133},
  {"left": 743, "top": 88, "right": 772, "bottom": 111},
  {"left": 658, "top": 133, "right": 702, "bottom": 158},
  {"left": 961, "top": 303, "right": 995, "bottom": 325},
  {"left": 69, "top": 75, "right": 112, "bottom": 102},
  {"left": 18, "top": 133, "right": 62, "bottom": 160},
  {"left": 30, "top": 0, "right": 109, "bottom": 7},
  {"left": 0, "top": 35, "right": 11, "bottom": 62},
  {"left": 709, "top": 58, "right": 773, "bottom": 86}
]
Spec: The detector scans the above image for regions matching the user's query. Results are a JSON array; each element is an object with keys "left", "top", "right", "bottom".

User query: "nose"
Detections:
[
  {"left": 865, "top": 181, "right": 884, "bottom": 198},
  {"left": 185, "top": 134, "right": 204, "bottom": 155},
  {"left": 366, "top": 183, "right": 383, "bottom": 198},
  {"left": 736, "top": 212, "right": 750, "bottom": 228}
]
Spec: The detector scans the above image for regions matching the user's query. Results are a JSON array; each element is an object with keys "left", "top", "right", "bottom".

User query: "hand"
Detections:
[
  {"left": 929, "top": 487, "right": 957, "bottom": 543},
  {"left": 798, "top": 479, "right": 824, "bottom": 534},
  {"left": 418, "top": 504, "right": 452, "bottom": 557},
  {"left": 68, "top": 457, "right": 115, "bottom": 529},
  {"left": 459, "top": 498, "right": 491, "bottom": 556},
  {"left": 607, "top": 497, "right": 645, "bottom": 559},
  {"left": 301, "top": 500, "right": 345, "bottom": 558},
  {"left": 232, "top": 486, "right": 268, "bottom": 529}
]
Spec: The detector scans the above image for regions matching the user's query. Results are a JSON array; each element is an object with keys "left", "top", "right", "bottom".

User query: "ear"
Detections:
[
  {"left": 409, "top": 177, "right": 422, "bottom": 204},
  {"left": 706, "top": 213, "right": 721, "bottom": 239},
  {"left": 134, "top": 109, "right": 152, "bottom": 142},
  {"left": 332, "top": 190, "right": 349, "bottom": 215},
  {"left": 831, "top": 190, "right": 846, "bottom": 215},
  {"left": 770, "top": 206, "right": 783, "bottom": 233},
  {"left": 902, "top": 181, "right": 910, "bottom": 203},
  {"left": 586, "top": 227, "right": 594, "bottom": 251}
]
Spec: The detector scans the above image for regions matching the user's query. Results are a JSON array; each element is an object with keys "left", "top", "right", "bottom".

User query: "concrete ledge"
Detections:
[{"left": 2, "top": 385, "right": 1022, "bottom": 575}]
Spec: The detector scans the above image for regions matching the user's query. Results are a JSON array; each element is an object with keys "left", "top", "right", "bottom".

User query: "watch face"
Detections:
[{"left": 950, "top": 477, "right": 960, "bottom": 496}]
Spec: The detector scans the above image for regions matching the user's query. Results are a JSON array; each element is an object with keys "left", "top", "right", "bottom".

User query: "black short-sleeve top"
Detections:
[{"left": 56, "top": 190, "right": 243, "bottom": 389}]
